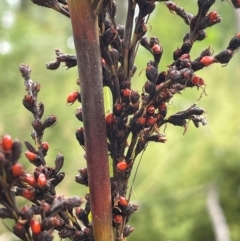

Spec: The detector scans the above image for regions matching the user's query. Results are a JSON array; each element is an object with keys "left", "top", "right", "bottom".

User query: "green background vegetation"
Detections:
[{"left": 0, "top": 0, "right": 240, "bottom": 240}]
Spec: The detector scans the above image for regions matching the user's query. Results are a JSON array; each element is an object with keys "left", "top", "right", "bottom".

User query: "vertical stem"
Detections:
[
  {"left": 123, "top": 0, "right": 135, "bottom": 78},
  {"left": 68, "top": 1, "right": 114, "bottom": 241}
]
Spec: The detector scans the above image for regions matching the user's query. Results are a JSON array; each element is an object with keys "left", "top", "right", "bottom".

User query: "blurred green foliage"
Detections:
[{"left": 0, "top": 0, "right": 240, "bottom": 240}]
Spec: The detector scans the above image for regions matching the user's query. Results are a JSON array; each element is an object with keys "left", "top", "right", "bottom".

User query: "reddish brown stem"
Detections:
[{"left": 68, "top": 1, "right": 114, "bottom": 241}]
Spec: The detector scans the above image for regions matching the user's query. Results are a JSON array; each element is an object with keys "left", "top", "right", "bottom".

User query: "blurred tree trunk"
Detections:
[{"left": 207, "top": 184, "right": 231, "bottom": 241}]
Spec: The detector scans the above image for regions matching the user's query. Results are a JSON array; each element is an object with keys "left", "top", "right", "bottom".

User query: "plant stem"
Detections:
[
  {"left": 68, "top": 1, "right": 114, "bottom": 241},
  {"left": 123, "top": 0, "right": 135, "bottom": 79}
]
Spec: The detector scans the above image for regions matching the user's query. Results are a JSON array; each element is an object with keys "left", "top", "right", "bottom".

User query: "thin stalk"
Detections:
[
  {"left": 126, "top": 134, "right": 138, "bottom": 160},
  {"left": 104, "top": 87, "right": 114, "bottom": 176},
  {"left": 68, "top": 1, "right": 114, "bottom": 241},
  {"left": 123, "top": 0, "right": 135, "bottom": 79},
  {"left": 129, "top": 14, "right": 151, "bottom": 81}
]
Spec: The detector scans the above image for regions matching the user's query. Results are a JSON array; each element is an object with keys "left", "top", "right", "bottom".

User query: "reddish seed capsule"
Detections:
[
  {"left": 117, "top": 161, "right": 128, "bottom": 172},
  {"left": 113, "top": 104, "right": 123, "bottom": 116},
  {"left": 200, "top": 56, "right": 216, "bottom": 66},
  {"left": 137, "top": 117, "right": 146, "bottom": 126},
  {"left": 40, "top": 141, "right": 49, "bottom": 156},
  {"left": 180, "top": 53, "right": 190, "bottom": 60},
  {"left": 122, "top": 88, "right": 131, "bottom": 97},
  {"left": 152, "top": 44, "right": 162, "bottom": 54},
  {"left": 11, "top": 163, "right": 24, "bottom": 177},
  {"left": 25, "top": 151, "right": 37, "bottom": 162},
  {"left": 207, "top": 11, "right": 218, "bottom": 22},
  {"left": 101, "top": 57, "right": 106, "bottom": 65},
  {"left": 166, "top": 2, "right": 177, "bottom": 11},
  {"left": 113, "top": 214, "right": 123, "bottom": 223},
  {"left": 23, "top": 188, "right": 35, "bottom": 200},
  {"left": 37, "top": 173, "right": 47, "bottom": 188},
  {"left": 41, "top": 201, "right": 51, "bottom": 212},
  {"left": 52, "top": 217, "right": 64, "bottom": 226},
  {"left": 191, "top": 76, "right": 205, "bottom": 86},
  {"left": 21, "top": 205, "right": 30, "bottom": 214},
  {"left": 22, "top": 95, "right": 35, "bottom": 113},
  {"left": 30, "top": 219, "right": 41, "bottom": 234},
  {"left": 1, "top": 134, "right": 13, "bottom": 151},
  {"left": 23, "top": 95, "right": 33, "bottom": 102},
  {"left": 22, "top": 173, "right": 37, "bottom": 187},
  {"left": 146, "top": 116, "right": 157, "bottom": 126},
  {"left": 41, "top": 217, "right": 64, "bottom": 230},
  {"left": 67, "top": 90, "right": 79, "bottom": 105},
  {"left": 41, "top": 142, "right": 49, "bottom": 151},
  {"left": 147, "top": 105, "right": 155, "bottom": 115},
  {"left": 118, "top": 196, "right": 128, "bottom": 207},
  {"left": 105, "top": 113, "right": 114, "bottom": 125}
]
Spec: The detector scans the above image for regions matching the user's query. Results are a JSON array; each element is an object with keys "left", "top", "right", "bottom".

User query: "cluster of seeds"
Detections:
[
  {"left": 0, "top": 133, "right": 91, "bottom": 241},
  {"left": 2, "top": 0, "right": 240, "bottom": 240},
  {"left": 46, "top": 0, "right": 240, "bottom": 239},
  {"left": 0, "top": 64, "right": 95, "bottom": 241}
]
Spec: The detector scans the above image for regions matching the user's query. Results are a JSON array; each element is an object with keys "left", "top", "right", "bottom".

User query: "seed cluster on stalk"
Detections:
[
  {"left": 0, "top": 64, "right": 90, "bottom": 241},
  {"left": 46, "top": 0, "right": 240, "bottom": 239},
  {"left": 2, "top": 0, "right": 240, "bottom": 240},
  {"left": 0, "top": 133, "right": 89, "bottom": 241}
]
